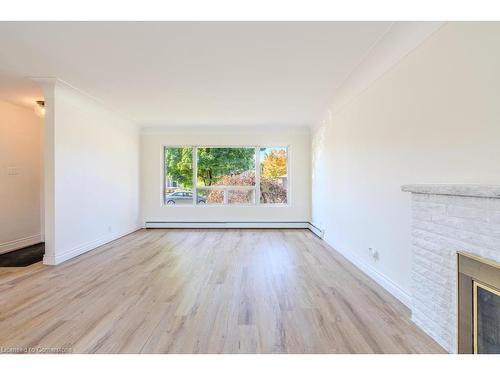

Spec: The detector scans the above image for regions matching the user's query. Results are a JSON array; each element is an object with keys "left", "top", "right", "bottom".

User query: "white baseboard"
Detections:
[
  {"left": 0, "top": 234, "right": 42, "bottom": 255},
  {"left": 331, "top": 242, "right": 412, "bottom": 308},
  {"left": 43, "top": 226, "right": 141, "bottom": 265},
  {"left": 145, "top": 221, "right": 327, "bottom": 241},
  {"left": 307, "top": 222, "right": 325, "bottom": 239},
  {"left": 145, "top": 221, "right": 312, "bottom": 229}
]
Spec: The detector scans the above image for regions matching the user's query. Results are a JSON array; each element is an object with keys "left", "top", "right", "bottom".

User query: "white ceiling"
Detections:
[{"left": 0, "top": 22, "right": 432, "bottom": 127}]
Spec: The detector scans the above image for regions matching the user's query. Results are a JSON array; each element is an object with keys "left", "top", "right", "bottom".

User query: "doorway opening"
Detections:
[{"left": 0, "top": 76, "right": 45, "bottom": 267}]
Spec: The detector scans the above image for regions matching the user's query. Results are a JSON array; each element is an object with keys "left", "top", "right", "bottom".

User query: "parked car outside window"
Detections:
[{"left": 165, "top": 191, "right": 206, "bottom": 205}]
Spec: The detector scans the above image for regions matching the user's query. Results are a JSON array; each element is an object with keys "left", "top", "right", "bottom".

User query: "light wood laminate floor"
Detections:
[{"left": 0, "top": 229, "right": 445, "bottom": 353}]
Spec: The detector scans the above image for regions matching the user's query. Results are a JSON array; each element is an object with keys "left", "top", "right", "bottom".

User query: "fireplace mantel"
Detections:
[
  {"left": 402, "top": 184, "right": 500, "bottom": 199},
  {"left": 402, "top": 184, "right": 500, "bottom": 353}
]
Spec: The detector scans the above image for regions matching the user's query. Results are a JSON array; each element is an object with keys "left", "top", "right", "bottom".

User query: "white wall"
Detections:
[
  {"left": 311, "top": 23, "right": 500, "bottom": 304},
  {"left": 141, "top": 126, "right": 311, "bottom": 224},
  {"left": 0, "top": 99, "right": 43, "bottom": 253},
  {"left": 42, "top": 81, "right": 141, "bottom": 264}
]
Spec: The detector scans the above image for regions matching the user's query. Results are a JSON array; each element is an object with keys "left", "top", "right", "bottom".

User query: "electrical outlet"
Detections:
[
  {"left": 7, "top": 167, "right": 19, "bottom": 176},
  {"left": 368, "top": 247, "right": 379, "bottom": 261}
]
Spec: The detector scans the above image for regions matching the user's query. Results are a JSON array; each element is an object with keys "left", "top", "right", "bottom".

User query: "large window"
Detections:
[{"left": 163, "top": 146, "right": 288, "bottom": 206}]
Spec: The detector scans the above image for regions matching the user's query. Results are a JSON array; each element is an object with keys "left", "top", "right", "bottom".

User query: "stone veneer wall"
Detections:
[{"left": 402, "top": 185, "right": 500, "bottom": 353}]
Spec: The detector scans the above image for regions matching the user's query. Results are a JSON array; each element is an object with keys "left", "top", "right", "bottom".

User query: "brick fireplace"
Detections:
[{"left": 402, "top": 184, "right": 500, "bottom": 353}]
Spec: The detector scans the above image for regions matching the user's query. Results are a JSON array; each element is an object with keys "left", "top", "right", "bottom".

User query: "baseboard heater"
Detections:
[{"left": 145, "top": 221, "right": 324, "bottom": 238}]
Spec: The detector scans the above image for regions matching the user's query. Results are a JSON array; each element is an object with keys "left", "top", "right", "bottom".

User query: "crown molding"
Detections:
[
  {"left": 313, "top": 21, "right": 445, "bottom": 130},
  {"left": 29, "top": 76, "right": 137, "bottom": 125}
]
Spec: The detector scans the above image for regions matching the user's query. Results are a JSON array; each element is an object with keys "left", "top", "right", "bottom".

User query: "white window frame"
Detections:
[{"left": 162, "top": 145, "right": 290, "bottom": 207}]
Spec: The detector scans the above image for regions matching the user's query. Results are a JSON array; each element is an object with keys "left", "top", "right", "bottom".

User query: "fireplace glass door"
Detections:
[{"left": 474, "top": 281, "right": 500, "bottom": 354}]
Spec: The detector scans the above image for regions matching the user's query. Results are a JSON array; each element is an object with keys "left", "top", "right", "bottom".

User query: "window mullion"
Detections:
[
  {"left": 255, "top": 146, "right": 260, "bottom": 205},
  {"left": 192, "top": 147, "right": 197, "bottom": 205}
]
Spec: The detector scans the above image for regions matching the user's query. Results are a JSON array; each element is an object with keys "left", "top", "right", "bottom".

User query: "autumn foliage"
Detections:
[
  {"left": 206, "top": 170, "right": 287, "bottom": 204},
  {"left": 206, "top": 170, "right": 255, "bottom": 204},
  {"left": 261, "top": 149, "right": 287, "bottom": 179}
]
